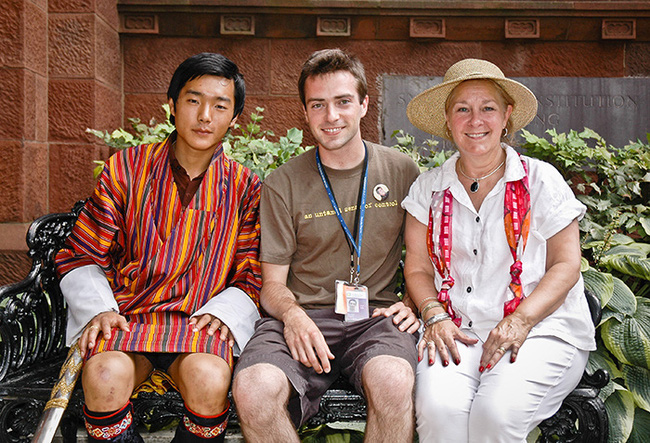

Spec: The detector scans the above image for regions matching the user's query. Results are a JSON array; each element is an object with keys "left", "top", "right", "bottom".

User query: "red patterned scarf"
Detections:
[{"left": 426, "top": 156, "right": 531, "bottom": 324}]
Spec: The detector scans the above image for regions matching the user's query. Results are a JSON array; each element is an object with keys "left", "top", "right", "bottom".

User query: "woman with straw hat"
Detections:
[{"left": 401, "top": 59, "right": 596, "bottom": 442}]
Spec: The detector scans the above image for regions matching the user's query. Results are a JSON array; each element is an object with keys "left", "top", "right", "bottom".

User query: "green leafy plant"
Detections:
[
  {"left": 87, "top": 104, "right": 176, "bottom": 178},
  {"left": 522, "top": 128, "right": 650, "bottom": 443},
  {"left": 87, "top": 106, "right": 312, "bottom": 181},
  {"left": 223, "top": 107, "right": 311, "bottom": 180},
  {"left": 390, "top": 129, "right": 452, "bottom": 172}
]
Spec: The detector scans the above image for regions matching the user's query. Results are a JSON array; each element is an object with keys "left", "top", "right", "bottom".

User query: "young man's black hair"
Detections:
[{"left": 167, "top": 52, "right": 246, "bottom": 124}]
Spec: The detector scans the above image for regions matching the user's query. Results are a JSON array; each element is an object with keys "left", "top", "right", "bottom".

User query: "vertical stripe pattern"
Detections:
[{"left": 56, "top": 134, "right": 261, "bottom": 362}]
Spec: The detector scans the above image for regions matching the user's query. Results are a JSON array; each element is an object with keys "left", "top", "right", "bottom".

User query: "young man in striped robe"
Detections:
[{"left": 55, "top": 53, "right": 261, "bottom": 442}]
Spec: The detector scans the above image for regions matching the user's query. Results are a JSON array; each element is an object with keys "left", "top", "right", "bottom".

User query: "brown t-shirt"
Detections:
[{"left": 260, "top": 141, "right": 420, "bottom": 309}]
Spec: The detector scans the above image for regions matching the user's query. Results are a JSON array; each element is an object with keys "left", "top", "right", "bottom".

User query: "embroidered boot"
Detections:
[
  {"left": 171, "top": 402, "right": 229, "bottom": 442},
  {"left": 83, "top": 401, "right": 144, "bottom": 442}
]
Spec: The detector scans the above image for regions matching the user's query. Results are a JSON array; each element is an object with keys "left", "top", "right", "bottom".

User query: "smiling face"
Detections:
[
  {"left": 303, "top": 70, "right": 368, "bottom": 158},
  {"left": 169, "top": 75, "right": 238, "bottom": 157},
  {"left": 445, "top": 79, "right": 513, "bottom": 160}
]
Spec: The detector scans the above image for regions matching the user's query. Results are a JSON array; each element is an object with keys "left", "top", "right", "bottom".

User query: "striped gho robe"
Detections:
[{"left": 56, "top": 134, "right": 261, "bottom": 366}]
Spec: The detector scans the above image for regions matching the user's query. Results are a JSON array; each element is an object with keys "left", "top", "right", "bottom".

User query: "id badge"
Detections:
[{"left": 335, "top": 280, "right": 369, "bottom": 322}]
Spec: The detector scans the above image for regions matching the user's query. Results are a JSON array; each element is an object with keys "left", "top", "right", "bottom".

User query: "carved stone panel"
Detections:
[
  {"left": 317, "top": 17, "right": 351, "bottom": 37},
  {"left": 410, "top": 18, "right": 445, "bottom": 39},
  {"left": 221, "top": 15, "right": 255, "bottom": 36},
  {"left": 382, "top": 75, "right": 650, "bottom": 150},
  {"left": 602, "top": 19, "right": 636, "bottom": 40},
  {"left": 505, "top": 19, "right": 540, "bottom": 39},
  {"left": 120, "top": 14, "right": 159, "bottom": 34}
]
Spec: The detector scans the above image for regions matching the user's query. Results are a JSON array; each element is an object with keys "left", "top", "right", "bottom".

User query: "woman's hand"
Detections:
[
  {"left": 480, "top": 312, "right": 532, "bottom": 371},
  {"left": 419, "top": 319, "right": 478, "bottom": 366}
]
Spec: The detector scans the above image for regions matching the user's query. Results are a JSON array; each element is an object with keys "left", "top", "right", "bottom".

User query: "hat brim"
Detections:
[{"left": 406, "top": 76, "right": 538, "bottom": 140}]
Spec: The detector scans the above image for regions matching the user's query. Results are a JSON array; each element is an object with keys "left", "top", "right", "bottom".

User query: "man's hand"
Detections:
[
  {"left": 282, "top": 306, "right": 335, "bottom": 374},
  {"left": 80, "top": 311, "right": 129, "bottom": 352},
  {"left": 372, "top": 301, "right": 419, "bottom": 334},
  {"left": 189, "top": 314, "right": 235, "bottom": 348}
]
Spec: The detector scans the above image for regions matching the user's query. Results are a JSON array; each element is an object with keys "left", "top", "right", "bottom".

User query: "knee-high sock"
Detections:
[
  {"left": 84, "top": 401, "right": 144, "bottom": 442},
  {"left": 172, "top": 402, "right": 230, "bottom": 442}
]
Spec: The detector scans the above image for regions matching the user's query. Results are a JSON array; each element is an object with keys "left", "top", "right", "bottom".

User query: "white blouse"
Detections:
[{"left": 402, "top": 145, "right": 596, "bottom": 351}]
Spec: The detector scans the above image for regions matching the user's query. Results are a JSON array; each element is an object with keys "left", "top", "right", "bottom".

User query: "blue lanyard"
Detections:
[{"left": 315, "top": 144, "right": 368, "bottom": 283}]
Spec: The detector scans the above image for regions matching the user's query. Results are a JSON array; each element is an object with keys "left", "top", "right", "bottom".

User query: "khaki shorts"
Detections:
[{"left": 234, "top": 308, "right": 419, "bottom": 426}]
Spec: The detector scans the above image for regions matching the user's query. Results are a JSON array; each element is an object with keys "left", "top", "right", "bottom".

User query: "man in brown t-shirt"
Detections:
[{"left": 233, "top": 49, "right": 420, "bottom": 442}]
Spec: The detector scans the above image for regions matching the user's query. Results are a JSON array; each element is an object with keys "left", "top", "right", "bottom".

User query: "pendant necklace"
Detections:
[{"left": 458, "top": 159, "right": 506, "bottom": 193}]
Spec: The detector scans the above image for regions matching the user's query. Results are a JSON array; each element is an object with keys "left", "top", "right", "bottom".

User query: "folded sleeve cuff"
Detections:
[
  {"left": 59, "top": 265, "right": 118, "bottom": 346},
  {"left": 192, "top": 287, "right": 261, "bottom": 356}
]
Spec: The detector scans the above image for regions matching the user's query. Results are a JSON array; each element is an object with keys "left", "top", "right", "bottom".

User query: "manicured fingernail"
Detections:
[
  {"left": 418, "top": 355, "right": 422, "bottom": 362},
  {"left": 486, "top": 363, "right": 492, "bottom": 370},
  {"left": 429, "top": 358, "right": 433, "bottom": 365},
  {"left": 443, "top": 360, "right": 449, "bottom": 367},
  {"left": 454, "top": 358, "right": 460, "bottom": 365},
  {"left": 479, "top": 366, "right": 484, "bottom": 372},
  {"left": 510, "top": 356, "right": 515, "bottom": 363}
]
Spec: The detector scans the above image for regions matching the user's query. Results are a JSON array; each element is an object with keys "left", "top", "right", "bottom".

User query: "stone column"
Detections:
[
  {"left": 0, "top": 0, "right": 122, "bottom": 284},
  {"left": 0, "top": 0, "right": 50, "bottom": 283}
]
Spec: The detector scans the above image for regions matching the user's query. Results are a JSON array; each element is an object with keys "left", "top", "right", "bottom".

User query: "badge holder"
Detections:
[{"left": 335, "top": 260, "right": 369, "bottom": 322}]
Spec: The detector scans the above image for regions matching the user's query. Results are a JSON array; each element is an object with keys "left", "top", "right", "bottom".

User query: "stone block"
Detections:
[
  {"left": 95, "top": 83, "right": 122, "bottom": 134},
  {"left": 355, "top": 17, "right": 377, "bottom": 40},
  {"left": 95, "top": 17, "right": 121, "bottom": 88},
  {"left": 261, "top": 14, "right": 312, "bottom": 39},
  {"left": 22, "top": 142, "right": 49, "bottom": 219},
  {"left": 34, "top": 73, "right": 48, "bottom": 141},
  {"left": 96, "top": 0, "right": 119, "bottom": 30},
  {"left": 122, "top": 37, "right": 269, "bottom": 95},
  {"left": 0, "top": 1, "right": 22, "bottom": 67},
  {"left": 48, "top": 79, "right": 95, "bottom": 143},
  {"left": 0, "top": 140, "right": 24, "bottom": 222},
  {"left": 25, "top": 1, "right": 47, "bottom": 74},
  {"left": 49, "top": 143, "right": 101, "bottom": 212},
  {"left": 626, "top": 43, "right": 650, "bottom": 76},
  {"left": 123, "top": 93, "right": 169, "bottom": 128},
  {"left": 480, "top": 42, "right": 624, "bottom": 77},
  {"left": 377, "top": 16, "right": 408, "bottom": 40},
  {"left": 49, "top": 14, "right": 94, "bottom": 78},
  {"left": 49, "top": 0, "right": 93, "bottom": 13},
  {"left": 0, "top": 250, "right": 32, "bottom": 286},
  {"left": 0, "top": 68, "right": 25, "bottom": 139},
  {"left": 22, "top": 70, "right": 36, "bottom": 140},
  {"left": 270, "top": 41, "right": 322, "bottom": 96},
  {"left": 242, "top": 96, "right": 307, "bottom": 145}
]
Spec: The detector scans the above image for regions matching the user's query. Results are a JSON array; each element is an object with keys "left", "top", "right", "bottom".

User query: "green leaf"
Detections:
[
  {"left": 622, "top": 364, "right": 650, "bottom": 412},
  {"left": 601, "top": 297, "right": 650, "bottom": 369},
  {"left": 580, "top": 257, "right": 590, "bottom": 272},
  {"left": 582, "top": 268, "right": 614, "bottom": 307},
  {"left": 628, "top": 408, "right": 650, "bottom": 443},
  {"left": 604, "top": 388, "right": 635, "bottom": 443},
  {"left": 588, "top": 344, "right": 623, "bottom": 380},
  {"left": 601, "top": 277, "right": 636, "bottom": 315}
]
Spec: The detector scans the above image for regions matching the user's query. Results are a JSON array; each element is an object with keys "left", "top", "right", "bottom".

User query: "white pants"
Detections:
[{"left": 415, "top": 332, "right": 589, "bottom": 443}]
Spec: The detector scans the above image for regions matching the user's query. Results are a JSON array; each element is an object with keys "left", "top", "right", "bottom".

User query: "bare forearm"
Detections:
[
  {"left": 513, "top": 261, "right": 579, "bottom": 328},
  {"left": 260, "top": 280, "right": 304, "bottom": 322}
]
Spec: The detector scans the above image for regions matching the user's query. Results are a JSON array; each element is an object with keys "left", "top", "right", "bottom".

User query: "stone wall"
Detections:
[{"left": 1, "top": 0, "right": 649, "bottom": 283}]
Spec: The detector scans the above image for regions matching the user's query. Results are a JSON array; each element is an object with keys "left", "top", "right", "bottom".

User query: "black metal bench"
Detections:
[{"left": 0, "top": 203, "right": 610, "bottom": 442}]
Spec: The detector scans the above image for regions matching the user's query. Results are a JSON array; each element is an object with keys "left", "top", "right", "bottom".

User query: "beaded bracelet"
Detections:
[
  {"left": 420, "top": 301, "right": 443, "bottom": 319},
  {"left": 423, "top": 312, "right": 451, "bottom": 329}
]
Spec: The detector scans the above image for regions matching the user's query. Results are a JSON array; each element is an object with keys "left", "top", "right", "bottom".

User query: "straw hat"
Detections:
[{"left": 406, "top": 58, "right": 538, "bottom": 140}]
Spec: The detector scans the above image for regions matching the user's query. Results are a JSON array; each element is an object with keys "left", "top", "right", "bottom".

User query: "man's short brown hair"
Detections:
[{"left": 298, "top": 48, "right": 368, "bottom": 106}]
